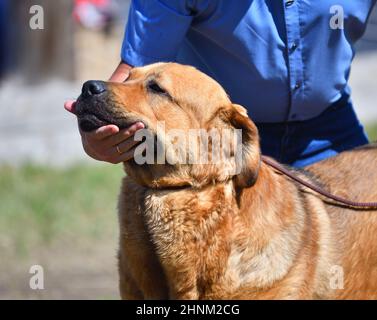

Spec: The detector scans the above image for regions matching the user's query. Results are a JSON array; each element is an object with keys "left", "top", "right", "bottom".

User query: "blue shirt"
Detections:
[{"left": 121, "top": 0, "right": 376, "bottom": 123}]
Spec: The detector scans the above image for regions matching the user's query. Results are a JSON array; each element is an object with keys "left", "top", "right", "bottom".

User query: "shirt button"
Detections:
[
  {"left": 290, "top": 42, "right": 298, "bottom": 52},
  {"left": 285, "top": 0, "right": 295, "bottom": 8},
  {"left": 294, "top": 83, "right": 301, "bottom": 90}
]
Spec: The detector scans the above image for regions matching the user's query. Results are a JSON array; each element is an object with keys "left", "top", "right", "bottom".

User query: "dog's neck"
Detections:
[
  {"left": 123, "top": 161, "right": 237, "bottom": 190},
  {"left": 137, "top": 162, "right": 318, "bottom": 299}
]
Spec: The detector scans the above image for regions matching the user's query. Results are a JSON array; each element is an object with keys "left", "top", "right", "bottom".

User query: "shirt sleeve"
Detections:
[{"left": 121, "top": 0, "right": 195, "bottom": 66}]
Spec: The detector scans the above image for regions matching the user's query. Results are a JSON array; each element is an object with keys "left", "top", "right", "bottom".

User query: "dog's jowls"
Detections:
[{"left": 76, "top": 63, "right": 377, "bottom": 299}]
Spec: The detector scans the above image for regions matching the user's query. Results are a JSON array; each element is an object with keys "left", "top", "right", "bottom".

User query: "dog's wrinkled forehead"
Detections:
[{"left": 126, "top": 63, "right": 231, "bottom": 111}]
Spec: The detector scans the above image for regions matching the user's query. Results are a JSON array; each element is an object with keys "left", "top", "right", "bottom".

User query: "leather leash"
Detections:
[{"left": 261, "top": 155, "right": 377, "bottom": 209}]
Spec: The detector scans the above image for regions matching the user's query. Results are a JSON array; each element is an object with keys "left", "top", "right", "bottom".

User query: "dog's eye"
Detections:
[{"left": 147, "top": 80, "right": 167, "bottom": 95}]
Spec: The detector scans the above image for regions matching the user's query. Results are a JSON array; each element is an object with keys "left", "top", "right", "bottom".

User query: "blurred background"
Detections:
[{"left": 0, "top": 0, "right": 376, "bottom": 299}]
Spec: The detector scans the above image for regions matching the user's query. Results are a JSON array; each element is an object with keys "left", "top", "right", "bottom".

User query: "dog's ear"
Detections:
[{"left": 220, "top": 104, "right": 261, "bottom": 188}]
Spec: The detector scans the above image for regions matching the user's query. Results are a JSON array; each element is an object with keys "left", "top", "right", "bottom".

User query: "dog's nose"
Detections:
[{"left": 82, "top": 80, "right": 106, "bottom": 97}]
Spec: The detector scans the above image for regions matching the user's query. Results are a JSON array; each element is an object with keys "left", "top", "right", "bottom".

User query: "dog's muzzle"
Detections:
[{"left": 75, "top": 80, "right": 116, "bottom": 132}]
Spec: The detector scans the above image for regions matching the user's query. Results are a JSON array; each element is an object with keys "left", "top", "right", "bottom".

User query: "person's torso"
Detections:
[{"left": 176, "top": 0, "right": 376, "bottom": 122}]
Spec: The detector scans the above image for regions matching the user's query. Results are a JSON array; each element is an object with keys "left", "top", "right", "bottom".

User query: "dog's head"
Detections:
[{"left": 76, "top": 63, "right": 260, "bottom": 189}]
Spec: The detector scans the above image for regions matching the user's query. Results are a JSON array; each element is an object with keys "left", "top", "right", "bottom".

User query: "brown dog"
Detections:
[{"left": 76, "top": 63, "right": 377, "bottom": 299}]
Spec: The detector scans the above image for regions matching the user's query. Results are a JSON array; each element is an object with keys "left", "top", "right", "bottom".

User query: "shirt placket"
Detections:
[{"left": 283, "top": 0, "right": 304, "bottom": 121}]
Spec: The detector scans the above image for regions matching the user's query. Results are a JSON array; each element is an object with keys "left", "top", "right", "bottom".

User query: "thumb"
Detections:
[{"left": 109, "top": 62, "right": 133, "bottom": 82}]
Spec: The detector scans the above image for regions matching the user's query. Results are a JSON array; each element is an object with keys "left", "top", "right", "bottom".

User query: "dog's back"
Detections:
[{"left": 307, "top": 144, "right": 377, "bottom": 299}]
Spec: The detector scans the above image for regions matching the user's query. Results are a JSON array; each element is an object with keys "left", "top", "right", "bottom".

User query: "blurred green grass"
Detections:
[
  {"left": 0, "top": 164, "right": 123, "bottom": 256},
  {"left": 367, "top": 123, "right": 377, "bottom": 141}
]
